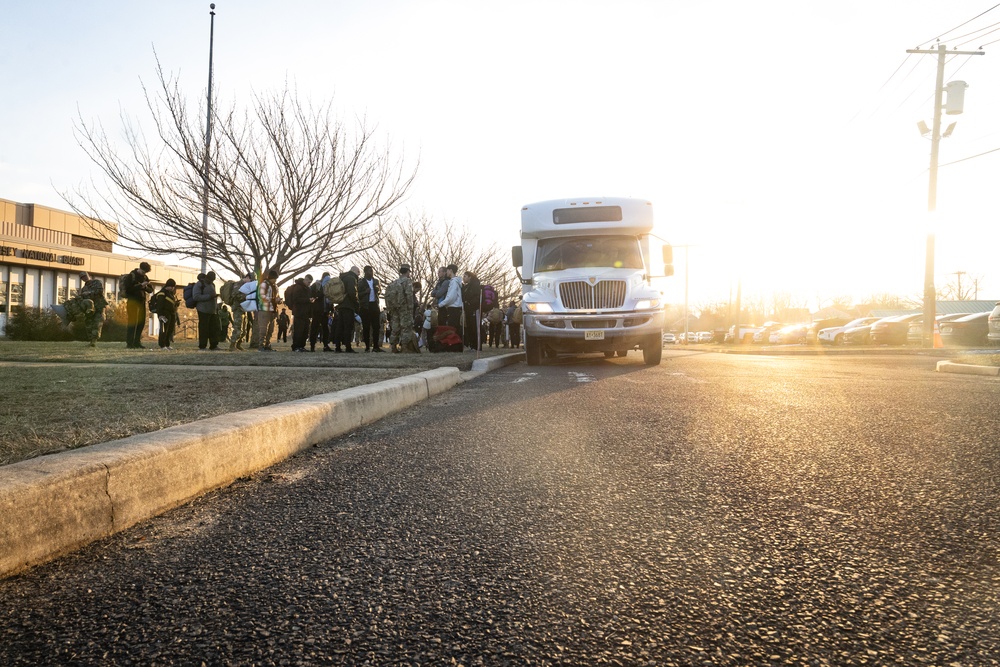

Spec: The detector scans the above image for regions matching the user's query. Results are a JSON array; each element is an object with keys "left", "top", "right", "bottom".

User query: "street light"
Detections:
[{"left": 200, "top": 3, "right": 217, "bottom": 275}]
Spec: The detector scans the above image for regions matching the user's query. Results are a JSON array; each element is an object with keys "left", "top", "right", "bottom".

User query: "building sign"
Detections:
[{"left": 0, "top": 244, "right": 86, "bottom": 266}]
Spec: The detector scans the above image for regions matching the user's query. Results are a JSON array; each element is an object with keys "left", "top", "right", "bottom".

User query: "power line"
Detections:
[
  {"left": 917, "top": 2, "right": 1000, "bottom": 48},
  {"left": 954, "top": 23, "right": 1000, "bottom": 48},
  {"left": 939, "top": 146, "right": 1000, "bottom": 167},
  {"left": 942, "top": 18, "right": 1000, "bottom": 47},
  {"left": 875, "top": 55, "right": 914, "bottom": 94}
]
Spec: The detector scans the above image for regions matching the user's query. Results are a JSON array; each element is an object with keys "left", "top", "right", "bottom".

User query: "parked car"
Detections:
[
  {"left": 806, "top": 318, "right": 851, "bottom": 344},
  {"left": 843, "top": 316, "right": 896, "bottom": 345},
  {"left": 818, "top": 317, "right": 879, "bottom": 345},
  {"left": 726, "top": 324, "right": 761, "bottom": 344},
  {"left": 753, "top": 322, "right": 787, "bottom": 344},
  {"left": 870, "top": 313, "right": 922, "bottom": 345},
  {"left": 940, "top": 311, "right": 991, "bottom": 347},
  {"left": 989, "top": 303, "right": 1000, "bottom": 346},
  {"left": 775, "top": 323, "right": 810, "bottom": 345},
  {"left": 697, "top": 331, "right": 713, "bottom": 343},
  {"left": 906, "top": 313, "right": 970, "bottom": 345},
  {"left": 662, "top": 332, "right": 677, "bottom": 346}
]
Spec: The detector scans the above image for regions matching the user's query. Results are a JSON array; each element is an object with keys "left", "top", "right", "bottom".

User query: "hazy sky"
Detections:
[{"left": 2, "top": 1, "right": 999, "bottom": 308}]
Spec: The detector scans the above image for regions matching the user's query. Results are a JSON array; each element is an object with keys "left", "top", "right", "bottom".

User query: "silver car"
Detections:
[{"left": 988, "top": 302, "right": 1000, "bottom": 346}]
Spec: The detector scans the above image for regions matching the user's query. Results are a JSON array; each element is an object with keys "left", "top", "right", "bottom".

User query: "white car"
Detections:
[
  {"left": 662, "top": 332, "right": 677, "bottom": 346},
  {"left": 697, "top": 331, "right": 713, "bottom": 343},
  {"left": 817, "top": 317, "right": 879, "bottom": 345}
]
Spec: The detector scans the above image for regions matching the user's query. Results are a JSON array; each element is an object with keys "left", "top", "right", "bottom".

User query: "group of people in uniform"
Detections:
[{"left": 59, "top": 260, "right": 520, "bottom": 355}]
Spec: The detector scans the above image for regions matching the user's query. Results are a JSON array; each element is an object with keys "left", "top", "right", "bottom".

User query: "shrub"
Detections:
[{"left": 4, "top": 307, "right": 76, "bottom": 341}]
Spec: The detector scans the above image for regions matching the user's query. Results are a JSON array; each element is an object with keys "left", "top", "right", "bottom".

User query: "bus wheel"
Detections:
[
  {"left": 643, "top": 336, "right": 663, "bottom": 366},
  {"left": 616, "top": 349, "right": 629, "bottom": 357},
  {"left": 525, "top": 335, "right": 541, "bottom": 366}
]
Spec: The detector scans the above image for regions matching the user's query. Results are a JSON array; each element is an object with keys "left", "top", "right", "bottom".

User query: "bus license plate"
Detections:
[{"left": 585, "top": 330, "right": 605, "bottom": 340}]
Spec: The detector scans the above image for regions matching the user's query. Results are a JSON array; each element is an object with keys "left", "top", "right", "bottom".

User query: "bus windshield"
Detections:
[{"left": 534, "top": 235, "right": 643, "bottom": 272}]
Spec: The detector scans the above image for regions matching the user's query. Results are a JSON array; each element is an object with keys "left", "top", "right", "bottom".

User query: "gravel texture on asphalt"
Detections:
[{"left": 1, "top": 352, "right": 998, "bottom": 665}]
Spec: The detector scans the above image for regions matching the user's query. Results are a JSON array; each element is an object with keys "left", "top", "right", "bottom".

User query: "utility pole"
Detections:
[{"left": 906, "top": 43, "right": 983, "bottom": 346}]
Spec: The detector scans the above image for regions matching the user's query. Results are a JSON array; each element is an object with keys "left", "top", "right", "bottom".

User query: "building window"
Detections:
[
  {"left": 58, "top": 286, "right": 68, "bottom": 304},
  {"left": 10, "top": 283, "right": 23, "bottom": 305}
]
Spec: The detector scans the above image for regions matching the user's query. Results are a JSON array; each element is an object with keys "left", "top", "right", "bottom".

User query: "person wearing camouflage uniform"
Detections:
[
  {"left": 385, "top": 265, "right": 418, "bottom": 353},
  {"left": 228, "top": 272, "right": 254, "bottom": 351},
  {"left": 77, "top": 271, "right": 108, "bottom": 347}
]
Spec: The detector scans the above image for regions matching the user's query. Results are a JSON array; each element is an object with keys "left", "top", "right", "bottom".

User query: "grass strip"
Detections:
[{"left": 1, "top": 365, "right": 410, "bottom": 466}]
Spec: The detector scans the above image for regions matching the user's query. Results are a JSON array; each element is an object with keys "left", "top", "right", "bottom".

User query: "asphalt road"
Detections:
[{"left": 2, "top": 351, "right": 998, "bottom": 666}]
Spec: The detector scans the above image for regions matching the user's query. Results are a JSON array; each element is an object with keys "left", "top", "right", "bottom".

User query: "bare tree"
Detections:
[
  {"left": 938, "top": 272, "right": 985, "bottom": 301},
  {"left": 66, "top": 61, "right": 416, "bottom": 283},
  {"left": 862, "top": 292, "right": 919, "bottom": 311},
  {"left": 355, "top": 210, "right": 519, "bottom": 306}
]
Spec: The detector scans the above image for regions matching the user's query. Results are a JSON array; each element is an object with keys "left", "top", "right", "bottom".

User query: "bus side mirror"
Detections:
[{"left": 512, "top": 246, "right": 523, "bottom": 268}]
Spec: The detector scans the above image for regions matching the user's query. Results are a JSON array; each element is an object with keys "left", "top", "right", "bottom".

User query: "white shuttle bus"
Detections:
[{"left": 512, "top": 197, "right": 673, "bottom": 366}]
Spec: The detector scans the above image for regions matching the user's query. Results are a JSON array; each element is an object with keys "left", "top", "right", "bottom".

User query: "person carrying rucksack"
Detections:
[
  {"left": 276, "top": 308, "right": 290, "bottom": 343},
  {"left": 287, "top": 275, "right": 314, "bottom": 352},
  {"left": 334, "top": 266, "right": 361, "bottom": 353},
  {"left": 487, "top": 305, "right": 504, "bottom": 348},
  {"left": 506, "top": 300, "right": 522, "bottom": 348},
  {"left": 193, "top": 271, "right": 221, "bottom": 350},
  {"left": 153, "top": 280, "right": 180, "bottom": 350},
  {"left": 385, "top": 265, "right": 418, "bottom": 353},
  {"left": 77, "top": 271, "right": 109, "bottom": 348},
  {"left": 122, "top": 261, "right": 154, "bottom": 349},
  {"left": 217, "top": 304, "right": 232, "bottom": 343},
  {"left": 227, "top": 272, "right": 254, "bottom": 351},
  {"left": 309, "top": 273, "right": 333, "bottom": 352},
  {"left": 252, "top": 269, "right": 280, "bottom": 351}
]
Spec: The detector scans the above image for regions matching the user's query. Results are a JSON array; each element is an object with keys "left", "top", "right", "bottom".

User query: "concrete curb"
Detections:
[
  {"left": 0, "top": 367, "right": 462, "bottom": 579},
  {"left": 713, "top": 346, "right": 962, "bottom": 357},
  {"left": 936, "top": 360, "right": 1000, "bottom": 376},
  {"left": 467, "top": 351, "right": 525, "bottom": 377}
]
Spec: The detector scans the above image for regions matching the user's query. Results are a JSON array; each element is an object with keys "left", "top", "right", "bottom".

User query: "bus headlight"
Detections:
[
  {"left": 526, "top": 302, "right": 554, "bottom": 314},
  {"left": 635, "top": 299, "right": 661, "bottom": 310}
]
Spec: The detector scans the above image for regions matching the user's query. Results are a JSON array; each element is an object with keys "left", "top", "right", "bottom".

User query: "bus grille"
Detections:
[{"left": 558, "top": 280, "right": 626, "bottom": 310}]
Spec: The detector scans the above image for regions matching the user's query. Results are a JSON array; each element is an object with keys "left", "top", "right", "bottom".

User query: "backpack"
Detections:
[
  {"left": 220, "top": 280, "right": 242, "bottom": 307},
  {"left": 324, "top": 276, "right": 347, "bottom": 305},
  {"left": 63, "top": 297, "right": 83, "bottom": 322},
  {"left": 487, "top": 307, "right": 503, "bottom": 324},
  {"left": 148, "top": 291, "right": 160, "bottom": 314},
  {"left": 480, "top": 284, "right": 497, "bottom": 312},
  {"left": 283, "top": 284, "right": 296, "bottom": 308},
  {"left": 183, "top": 283, "right": 197, "bottom": 309},
  {"left": 511, "top": 306, "right": 522, "bottom": 324},
  {"left": 428, "top": 325, "right": 464, "bottom": 353},
  {"left": 384, "top": 278, "right": 407, "bottom": 310},
  {"left": 119, "top": 272, "right": 133, "bottom": 296}
]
